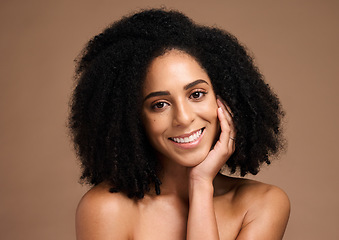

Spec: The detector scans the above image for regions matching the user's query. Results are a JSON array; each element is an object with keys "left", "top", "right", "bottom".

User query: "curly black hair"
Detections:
[{"left": 69, "top": 8, "right": 285, "bottom": 199}]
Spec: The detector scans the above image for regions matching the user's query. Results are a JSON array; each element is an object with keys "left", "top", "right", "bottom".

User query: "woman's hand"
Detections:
[{"left": 188, "top": 97, "right": 236, "bottom": 183}]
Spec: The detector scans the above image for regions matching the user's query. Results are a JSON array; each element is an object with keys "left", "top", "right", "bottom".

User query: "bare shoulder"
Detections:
[
  {"left": 234, "top": 178, "right": 291, "bottom": 239},
  {"left": 76, "top": 182, "right": 135, "bottom": 240},
  {"left": 234, "top": 178, "right": 290, "bottom": 208},
  {"left": 215, "top": 175, "right": 289, "bottom": 205}
]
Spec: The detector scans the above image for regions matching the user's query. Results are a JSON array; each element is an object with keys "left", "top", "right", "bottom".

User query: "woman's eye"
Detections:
[
  {"left": 190, "top": 91, "right": 206, "bottom": 100},
  {"left": 152, "top": 102, "right": 168, "bottom": 109}
]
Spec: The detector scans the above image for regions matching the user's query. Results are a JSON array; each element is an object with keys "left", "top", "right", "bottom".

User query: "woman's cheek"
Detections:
[
  {"left": 143, "top": 115, "right": 166, "bottom": 140},
  {"left": 198, "top": 100, "right": 218, "bottom": 120}
]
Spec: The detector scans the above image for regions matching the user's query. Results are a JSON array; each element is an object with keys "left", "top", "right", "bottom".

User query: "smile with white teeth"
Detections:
[{"left": 170, "top": 128, "right": 204, "bottom": 144}]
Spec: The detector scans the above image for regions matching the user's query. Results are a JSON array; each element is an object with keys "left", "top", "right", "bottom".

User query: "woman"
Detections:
[{"left": 69, "top": 9, "right": 290, "bottom": 239}]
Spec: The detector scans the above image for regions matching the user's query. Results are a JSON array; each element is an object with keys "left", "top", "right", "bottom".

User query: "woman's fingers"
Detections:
[
  {"left": 216, "top": 97, "right": 234, "bottom": 128},
  {"left": 216, "top": 98, "right": 236, "bottom": 154}
]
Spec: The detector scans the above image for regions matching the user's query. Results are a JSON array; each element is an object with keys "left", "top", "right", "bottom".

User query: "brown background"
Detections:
[{"left": 1, "top": 0, "right": 338, "bottom": 239}]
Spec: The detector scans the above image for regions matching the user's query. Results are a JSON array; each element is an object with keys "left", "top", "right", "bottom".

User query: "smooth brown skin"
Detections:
[{"left": 76, "top": 50, "right": 290, "bottom": 240}]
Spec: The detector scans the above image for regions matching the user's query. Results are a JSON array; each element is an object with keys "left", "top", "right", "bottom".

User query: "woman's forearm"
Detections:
[{"left": 187, "top": 179, "right": 220, "bottom": 240}]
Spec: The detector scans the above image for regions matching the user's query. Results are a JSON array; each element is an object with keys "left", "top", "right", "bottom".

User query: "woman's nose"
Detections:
[{"left": 172, "top": 102, "right": 194, "bottom": 127}]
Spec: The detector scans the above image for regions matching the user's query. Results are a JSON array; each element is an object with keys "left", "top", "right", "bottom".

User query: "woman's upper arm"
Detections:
[
  {"left": 236, "top": 185, "right": 290, "bottom": 240},
  {"left": 76, "top": 190, "right": 131, "bottom": 240}
]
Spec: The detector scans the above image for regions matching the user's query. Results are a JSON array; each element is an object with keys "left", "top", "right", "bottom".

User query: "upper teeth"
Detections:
[{"left": 172, "top": 129, "right": 203, "bottom": 143}]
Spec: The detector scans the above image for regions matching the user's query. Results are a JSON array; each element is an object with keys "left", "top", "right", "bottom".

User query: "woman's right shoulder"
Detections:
[{"left": 76, "top": 182, "right": 135, "bottom": 240}]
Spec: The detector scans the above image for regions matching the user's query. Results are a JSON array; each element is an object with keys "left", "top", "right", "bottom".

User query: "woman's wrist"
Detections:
[{"left": 188, "top": 176, "right": 214, "bottom": 198}]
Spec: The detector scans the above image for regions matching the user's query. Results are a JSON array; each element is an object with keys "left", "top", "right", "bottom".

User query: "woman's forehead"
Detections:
[{"left": 143, "top": 50, "right": 211, "bottom": 92}]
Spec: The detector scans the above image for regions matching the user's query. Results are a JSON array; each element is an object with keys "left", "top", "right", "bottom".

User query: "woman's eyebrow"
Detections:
[
  {"left": 183, "top": 79, "right": 209, "bottom": 90},
  {"left": 144, "top": 91, "right": 170, "bottom": 101}
]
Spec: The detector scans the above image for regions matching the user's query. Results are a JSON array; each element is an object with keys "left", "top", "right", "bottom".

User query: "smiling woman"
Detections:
[{"left": 69, "top": 8, "right": 289, "bottom": 240}]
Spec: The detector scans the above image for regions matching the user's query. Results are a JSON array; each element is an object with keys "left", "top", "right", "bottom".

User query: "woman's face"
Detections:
[{"left": 142, "top": 50, "right": 219, "bottom": 167}]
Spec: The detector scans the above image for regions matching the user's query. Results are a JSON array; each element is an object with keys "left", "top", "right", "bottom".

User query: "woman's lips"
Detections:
[{"left": 169, "top": 128, "right": 205, "bottom": 149}]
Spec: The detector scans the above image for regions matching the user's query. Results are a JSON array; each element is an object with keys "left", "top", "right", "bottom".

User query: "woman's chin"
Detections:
[
  {"left": 180, "top": 151, "right": 210, "bottom": 168},
  {"left": 156, "top": 144, "right": 212, "bottom": 168}
]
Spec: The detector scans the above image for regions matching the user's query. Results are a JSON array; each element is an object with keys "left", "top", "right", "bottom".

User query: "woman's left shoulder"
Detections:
[
  {"left": 214, "top": 175, "right": 290, "bottom": 238},
  {"left": 216, "top": 175, "right": 290, "bottom": 206},
  {"left": 214, "top": 176, "right": 290, "bottom": 238},
  {"left": 233, "top": 178, "right": 291, "bottom": 238},
  {"left": 234, "top": 178, "right": 290, "bottom": 211}
]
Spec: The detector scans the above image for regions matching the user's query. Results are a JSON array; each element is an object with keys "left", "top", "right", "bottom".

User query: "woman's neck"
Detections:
[{"left": 157, "top": 158, "right": 190, "bottom": 201}]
